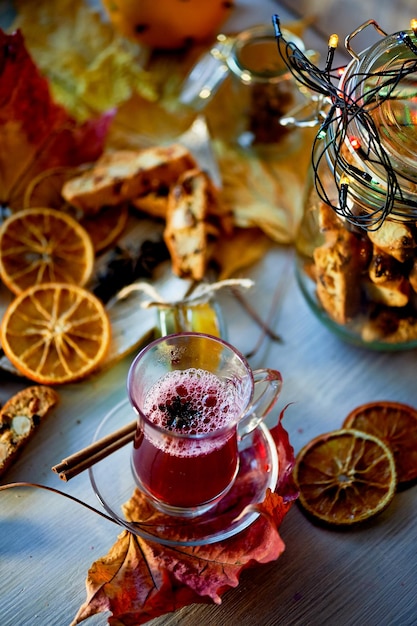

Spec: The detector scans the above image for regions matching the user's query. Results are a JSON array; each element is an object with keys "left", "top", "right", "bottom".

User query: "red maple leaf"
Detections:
[
  {"left": 0, "top": 29, "right": 112, "bottom": 211},
  {"left": 72, "top": 409, "right": 297, "bottom": 625}
]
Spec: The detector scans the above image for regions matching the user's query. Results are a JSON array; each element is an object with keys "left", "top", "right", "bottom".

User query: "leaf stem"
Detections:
[{"left": 0, "top": 481, "right": 120, "bottom": 525}]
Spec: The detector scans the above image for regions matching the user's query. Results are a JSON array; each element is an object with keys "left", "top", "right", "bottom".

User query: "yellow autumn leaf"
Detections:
[
  {"left": 11, "top": 0, "right": 158, "bottom": 120},
  {"left": 215, "top": 139, "right": 313, "bottom": 245},
  {"left": 213, "top": 228, "right": 273, "bottom": 280}
]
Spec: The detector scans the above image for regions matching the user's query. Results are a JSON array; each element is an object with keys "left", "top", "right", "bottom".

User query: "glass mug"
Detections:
[{"left": 127, "top": 332, "right": 282, "bottom": 518}]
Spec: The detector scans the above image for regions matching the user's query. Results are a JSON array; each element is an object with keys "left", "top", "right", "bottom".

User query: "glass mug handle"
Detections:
[
  {"left": 179, "top": 34, "right": 233, "bottom": 110},
  {"left": 238, "top": 369, "right": 283, "bottom": 439}
]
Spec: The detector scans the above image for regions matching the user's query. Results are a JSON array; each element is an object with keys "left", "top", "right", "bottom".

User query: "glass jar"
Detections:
[
  {"left": 156, "top": 299, "right": 226, "bottom": 338},
  {"left": 179, "top": 24, "right": 314, "bottom": 151},
  {"left": 295, "top": 20, "right": 417, "bottom": 350}
]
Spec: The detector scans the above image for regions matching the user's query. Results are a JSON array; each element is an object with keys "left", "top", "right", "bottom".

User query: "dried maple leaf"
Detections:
[
  {"left": 0, "top": 29, "right": 113, "bottom": 212},
  {"left": 72, "top": 505, "right": 287, "bottom": 626},
  {"left": 71, "top": 530, "right": 208, "bottom": 626},
  {"left": 272, "top": 404, "right": 299, "bottom": 501},
  {"left": 72, "top": 411, "right": 296, "bottom": 625}
]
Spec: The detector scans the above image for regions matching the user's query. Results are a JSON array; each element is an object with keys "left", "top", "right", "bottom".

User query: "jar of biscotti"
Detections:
[{"left": 295, "top": 20, "right": 417, "bottom": 349}]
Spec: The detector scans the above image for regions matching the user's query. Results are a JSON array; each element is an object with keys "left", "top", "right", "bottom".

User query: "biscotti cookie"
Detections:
[
  {"left": 163, "top": 168, "right": 219, "bottom": 281},
  {"left": 131, "top": 188, "right": 170, "bottom": 219},
  {"left": 0, "top": 386, "right": 59, "bottom": 477},
  {"left": 368, "top": 220, "right": 415, "bottom": 263},
  {"left": 62, "top": 144, "right": 197, "bottom": 215},
  {"left": 314, "top": 230, "right": 362, "bottom": 325}
]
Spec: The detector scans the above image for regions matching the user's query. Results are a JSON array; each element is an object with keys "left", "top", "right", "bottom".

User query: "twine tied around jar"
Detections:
[{"left": 110, "top": 277, "right": 254, "bottom": 310}]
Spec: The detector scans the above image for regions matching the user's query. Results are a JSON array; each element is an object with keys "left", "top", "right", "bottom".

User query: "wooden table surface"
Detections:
[{"left": 2, "top": 2, "right": 417, "bottom": 625}]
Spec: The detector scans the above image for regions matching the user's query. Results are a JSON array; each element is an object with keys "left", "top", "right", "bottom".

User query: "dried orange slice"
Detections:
[
  {"left": 343, "top": 401, "right": 417, "bottom": 485},
  {"left": 80, "top": 204, "right": 129, "bottom": 253},
  {"left": 293, "top": 429, "right": 397, "bottom": 526},
  {"left": 23, "top": 166, "right": 83, "bottom": 210},
  {"left": 0, "top": 207, "right": 94, "bottom": 294},
  {"left": 0, "top": 283, "right": 111, "bottom": 384}
]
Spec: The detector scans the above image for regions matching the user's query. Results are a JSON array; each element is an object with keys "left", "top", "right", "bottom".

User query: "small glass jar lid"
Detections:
[{"left": 226, "top": 24, "right": 306, "bottom": 84}]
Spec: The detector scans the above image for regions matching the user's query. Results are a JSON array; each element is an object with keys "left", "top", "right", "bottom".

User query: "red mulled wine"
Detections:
[{"left": 132, "top": 368, "right": 242, "bottom": 509}]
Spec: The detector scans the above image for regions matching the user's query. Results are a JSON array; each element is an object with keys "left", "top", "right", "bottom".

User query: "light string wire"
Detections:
[{"left": 272, "top": 15, "right": 417, "bottom": 230}]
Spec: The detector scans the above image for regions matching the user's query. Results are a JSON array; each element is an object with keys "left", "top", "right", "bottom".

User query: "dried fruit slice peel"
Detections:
[
  {"left": 343, "top": 400, "right": 417, "bottom": 485},
  {"left": 0, "top": 282, "right": 111, "bottom": 385},
  {"left": 0, "top": 207, "right": 94, "bottom": 294},
  {"left": 0, "top": 386, "right": 59, "bottom": 476},
  {"left": 293, "top": 428, "right": 397, "bottom": 526}
]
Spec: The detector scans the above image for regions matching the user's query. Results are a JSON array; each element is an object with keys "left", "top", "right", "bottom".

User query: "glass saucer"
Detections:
[{"left": 89, "top": 399, "right": 279, "bottom": 546}]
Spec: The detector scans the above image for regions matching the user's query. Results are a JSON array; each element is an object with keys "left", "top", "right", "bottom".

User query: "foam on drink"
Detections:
[{"left": 143, "top": 368, "right": 242, "bottom": 456}]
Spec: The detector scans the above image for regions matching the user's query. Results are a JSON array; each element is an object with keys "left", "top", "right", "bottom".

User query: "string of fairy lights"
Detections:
[{"left": 272, "top": 14, "right": 417, "bottom": 230}]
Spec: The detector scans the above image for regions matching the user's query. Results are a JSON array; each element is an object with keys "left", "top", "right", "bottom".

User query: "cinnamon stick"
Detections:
[{"left": 52, "top": 419, "right": 137, "bottom": 481}]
